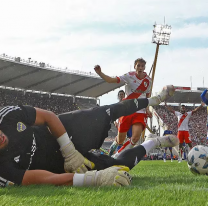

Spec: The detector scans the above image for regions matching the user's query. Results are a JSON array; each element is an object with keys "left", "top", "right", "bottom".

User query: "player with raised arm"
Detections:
[
  {"left": 165, "top": 102, "right": 204, "bottom": 163},
  {"left": 0, "top": 85, "right": 175, "bottom": 187},
  {"left": 95, "top": 58, "right": 152, "bottom": 158}
]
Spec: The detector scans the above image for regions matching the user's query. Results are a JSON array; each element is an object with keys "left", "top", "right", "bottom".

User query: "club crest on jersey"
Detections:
[
  {"left": 144, "top": 81, "right": 148, "bottom": 87},
  {"left": 17, "top": 122, "right": 26, "bottom": 132}
]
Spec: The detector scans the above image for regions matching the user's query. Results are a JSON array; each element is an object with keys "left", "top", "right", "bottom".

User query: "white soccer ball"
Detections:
[{"left": 187, "top": 145, "right": 208, "bottom": 175}]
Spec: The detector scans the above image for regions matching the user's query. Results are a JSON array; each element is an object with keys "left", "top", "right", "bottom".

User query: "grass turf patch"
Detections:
[{"left": 0, "top": 160, "right": 208, "bottom": 206}]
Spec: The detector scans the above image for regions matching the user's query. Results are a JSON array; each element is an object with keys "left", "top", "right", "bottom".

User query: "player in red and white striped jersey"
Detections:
[
  {"left": 94, "top": 58, "right": 152, "bottom": 158},
  {"left": 165, "top": 103, "right": 204, "bottom": 162}
]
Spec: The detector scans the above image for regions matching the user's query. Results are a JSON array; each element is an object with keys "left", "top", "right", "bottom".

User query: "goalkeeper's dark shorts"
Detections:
[{"left": 59, "top": 105, "right": 112, "bottom": 156}]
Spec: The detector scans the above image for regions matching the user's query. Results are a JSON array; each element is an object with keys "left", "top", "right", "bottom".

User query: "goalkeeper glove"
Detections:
[
  {"left": 60, "top": 141, "right": 95, "bottom": 173},
  {"left": 73, "top": 165, "right": 132, "bottom": 187}
]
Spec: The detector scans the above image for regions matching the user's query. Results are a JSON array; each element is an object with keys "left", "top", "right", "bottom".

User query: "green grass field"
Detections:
[{"left": 1, "top": 160, "right": 208, "bottom": 206}]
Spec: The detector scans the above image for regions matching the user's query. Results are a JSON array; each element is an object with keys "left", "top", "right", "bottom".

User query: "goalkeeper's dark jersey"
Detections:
[
  {"left": 0, "top": 105, "right": 112, "bottom": 187},
  {"left": 0, "top": 106, "right": 64, "bottom": 187}
]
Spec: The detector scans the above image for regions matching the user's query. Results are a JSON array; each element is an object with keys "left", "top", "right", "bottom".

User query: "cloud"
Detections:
[
  {"left": 172, "top": 23, "right": 208, "bottom": 39},
  {"left": 152, "top": 47, "right": 208, "bottom": 92},
  {"left": 0, "top": 0, "right": 208, "bottom": 106},
  {"left": 1, "top": 0, "right": 208, "bottom": 30}
]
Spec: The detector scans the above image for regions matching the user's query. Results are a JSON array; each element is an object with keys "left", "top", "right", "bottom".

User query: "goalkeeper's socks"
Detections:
[
  {"left": 148, "top": 97, "right": 160, "bottom": 106},
  {"left": 116, "top": 145, "right": 146, "bottom": 170},
  {"left": 147, "top": 85, "right": 175, "bottom": 106},
  {"left": 112, "top": 139, "right": 137, "bottom": 159},
  {"left": 109, "top": 140, "right": 119, "bottom": 156},
  {"left": 141, "top": 140, "right": 156, "bottom": 153},
  {"left": 148, "top": 96, "right": 163, "bottom": 106}
]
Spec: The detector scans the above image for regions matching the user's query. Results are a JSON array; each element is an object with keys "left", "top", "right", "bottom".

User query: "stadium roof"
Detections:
[
  {"left": 166, "top": 89, "right": 203, "bottom": 104},
  {"left": 0, "top": 55, "right": 124, "bottom": 98}
]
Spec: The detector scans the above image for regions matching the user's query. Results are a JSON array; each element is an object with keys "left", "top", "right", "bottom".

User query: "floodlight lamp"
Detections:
[{"left": 152, "top": 24, "right": 172, "bottom": 45}]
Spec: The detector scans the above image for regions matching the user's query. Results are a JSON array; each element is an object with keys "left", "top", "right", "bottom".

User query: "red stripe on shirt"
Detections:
[
  {"left": 178, "top": 113, "right": 188, "bottom": 128},
  {"left": 124, "top": 78, "right": 150, "bottom": 100}
]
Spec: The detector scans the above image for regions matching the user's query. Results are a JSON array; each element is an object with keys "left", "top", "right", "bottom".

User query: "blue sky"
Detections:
[{"left": 0, "top": 0, "right": 208, "bottom": 105}]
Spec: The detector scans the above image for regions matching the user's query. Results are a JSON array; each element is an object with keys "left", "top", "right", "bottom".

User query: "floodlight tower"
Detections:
[
  {"left": 149, "top": 22, "right": 171, "bottom": 137},
  {"left": 141, "top": 22, "right": 172, "bottom": 141},
  {"left": 150, "top": 22, "right": 171, "bottom": 94}
]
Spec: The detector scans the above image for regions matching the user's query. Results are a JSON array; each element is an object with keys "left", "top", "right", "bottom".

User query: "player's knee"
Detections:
[
  {"left": 117, "top": 133, "right": 126, "bottom": 144},
  {"left": 131, "top": 136, "right": 140, "bottom": 143}
]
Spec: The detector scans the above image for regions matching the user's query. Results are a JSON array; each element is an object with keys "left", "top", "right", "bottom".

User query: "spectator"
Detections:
[{"left": 0, "top": 88, "right": 96, "bottom": 115}]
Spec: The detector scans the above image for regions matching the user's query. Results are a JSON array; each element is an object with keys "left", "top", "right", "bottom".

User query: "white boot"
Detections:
[
  {"left": 148, "top": 85, "right": 175, "bottom": 106},
  {"left": 145, "top": 133, "right": 179, "bottom": 148}
]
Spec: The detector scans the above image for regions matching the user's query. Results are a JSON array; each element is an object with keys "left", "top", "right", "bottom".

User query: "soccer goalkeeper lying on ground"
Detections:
[{"left": 0, "top": 86, "right": 177, "bottom": 187}]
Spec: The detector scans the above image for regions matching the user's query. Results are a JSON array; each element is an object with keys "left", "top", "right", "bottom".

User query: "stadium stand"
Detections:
[
  {"left": 75, "top": 97, "right": 97, "bottom": 110},
  {"left": 0, "top": 54, "right": 124, "bottom": 98},
  {"left": 107, "top": 123, "right": 118, "bottom": 138},
  {"left": 153, "top": 105, "right": 207, "bottom": 146},
  {"left": 0, "top": 87, "right": 96, "bottom": 114}
]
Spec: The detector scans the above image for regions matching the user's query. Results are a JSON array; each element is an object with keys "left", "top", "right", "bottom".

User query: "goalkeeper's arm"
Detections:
[
  {"left": 22, "top": 166, "right": 132, "bottom": 187},
  {"left": 33, "top": 108, "right": 94, "bottom": 173}
]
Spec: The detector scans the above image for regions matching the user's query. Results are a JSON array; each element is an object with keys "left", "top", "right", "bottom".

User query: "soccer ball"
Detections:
[{"left": 187, "top": 145, "right": 208, "bottom": 175}]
